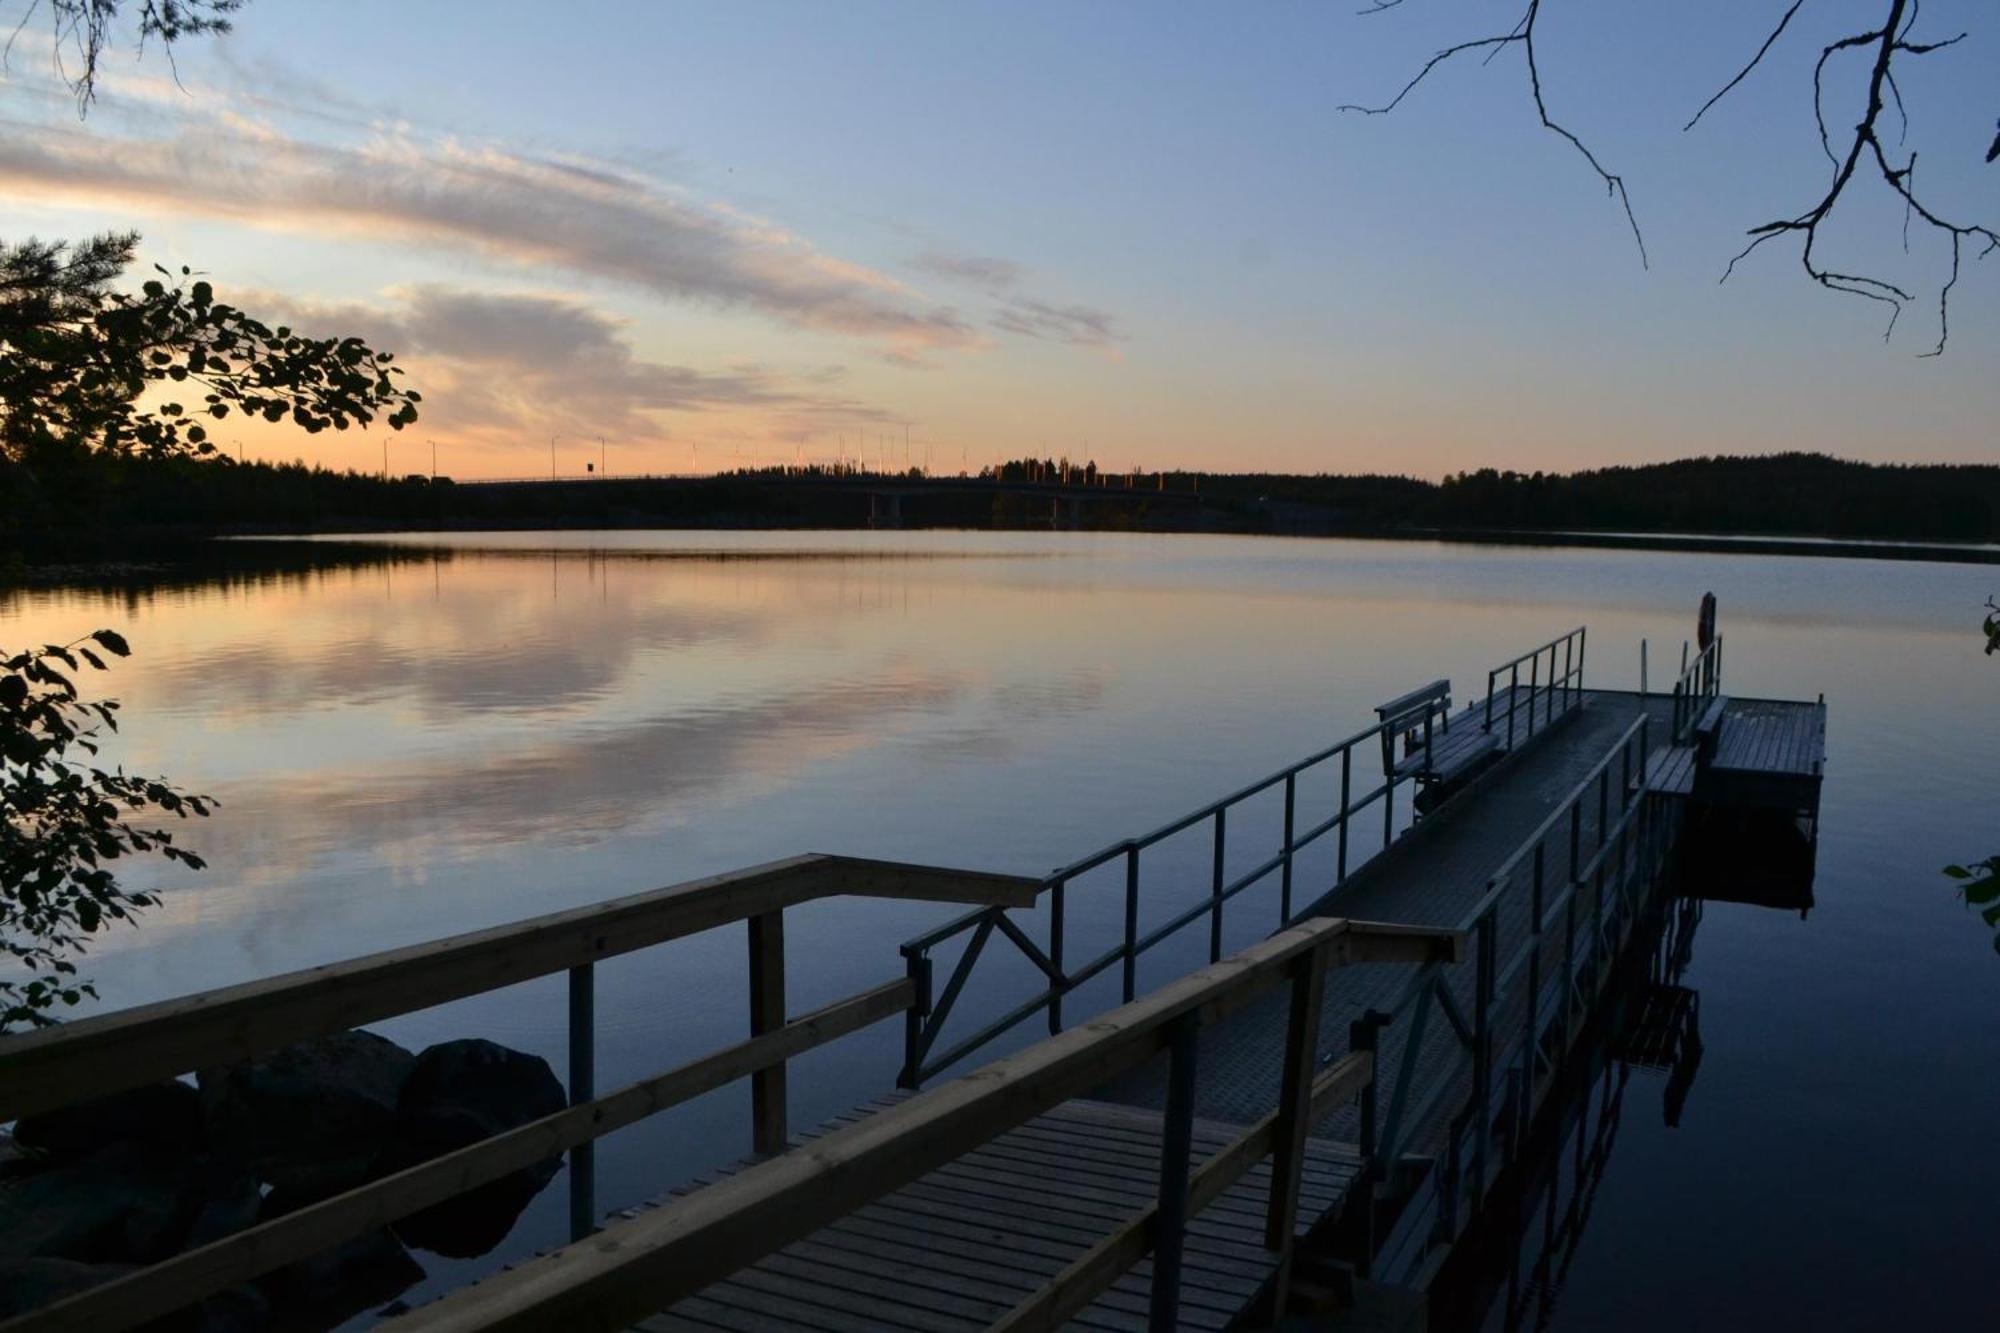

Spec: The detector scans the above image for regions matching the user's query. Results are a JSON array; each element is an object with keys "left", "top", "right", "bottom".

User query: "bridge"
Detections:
[
  {"left": 0, "top": 621, "right": 1825, "bottom": 1332},
  {"left": 449, "top": 472, "right": 1210, "bottom": 531}
]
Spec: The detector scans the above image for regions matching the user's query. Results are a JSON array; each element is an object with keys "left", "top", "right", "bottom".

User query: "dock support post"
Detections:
[
  {"left": 1266, "top": 946, "right": 1330, "bottom": 1254},
  {"left": 567, "top": 962, "right": 595, "bottom": 1241},
  {"left": 1151, "top": 1015, "right": 1200, "bottom": 1333},
  {"left": 749, "top": 910, "right": 788, "bottom": 1156}
]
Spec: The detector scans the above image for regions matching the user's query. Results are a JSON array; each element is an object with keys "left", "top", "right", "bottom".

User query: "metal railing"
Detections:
[
  {"left": 1483, "top": 627, "right": 1587, "bottom": 749},
  {"left": 899, "top": 717, "right": 1412, "bottom": 1086},
  {"left": 1358, "top": 714, "right": 1679, "bottom": 1286},
  {"left": 899, "top": 633, "right": 1592, "bottom": 1090},
  {"left": 1668, "top": 635, "right": 1723, "bottom": 743}
]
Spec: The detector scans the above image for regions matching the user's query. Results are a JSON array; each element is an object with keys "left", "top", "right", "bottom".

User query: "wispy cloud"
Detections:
[
  {"left": 0, "top": 96, "right": 978, "bottom": 356},
  {"left": 912, "top": 249, "right": 1120, "bottom": 349},
  {"left": 249, "top": 285, "right": 894, "bottom": 445}
]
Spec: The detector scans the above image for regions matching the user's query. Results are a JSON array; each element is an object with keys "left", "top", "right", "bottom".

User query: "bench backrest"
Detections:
[{"left": 1375, "top": 678, "right": 1451, "bottom": 735}]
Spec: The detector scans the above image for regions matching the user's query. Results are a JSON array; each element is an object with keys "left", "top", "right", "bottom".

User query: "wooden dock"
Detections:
[
  {"left": 0, "top": 623, "right": 1827, "bottom": 1333},
  {"left": 632, "top": 1097, "right": 1360, "bottom": 1332}
]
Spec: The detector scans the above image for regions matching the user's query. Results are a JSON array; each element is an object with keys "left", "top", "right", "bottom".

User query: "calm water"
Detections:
[{"left": 4, "top": 531, "right": 1996, "bottom": 1328}]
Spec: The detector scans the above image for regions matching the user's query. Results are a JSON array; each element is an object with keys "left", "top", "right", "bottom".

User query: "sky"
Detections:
[{"left": 1, "top": 0, "right": 1995, "bottom": 480}]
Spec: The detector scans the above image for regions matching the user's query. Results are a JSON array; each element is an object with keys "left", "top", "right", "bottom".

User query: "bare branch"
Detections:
[
  {"left": 1335, "top": 30, "right": 1525, "bottom": 116},
  {"left": 1522, "top": 0, "right": 1647, "bottom": 267},
  {"left": 1684, "top": 0, "right": 1806, "bottom": 134}
]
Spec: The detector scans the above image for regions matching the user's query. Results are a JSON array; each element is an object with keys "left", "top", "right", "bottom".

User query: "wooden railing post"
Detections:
[
  {"left": 1280, "top": 774, "right": 1297, "bottom": 923},
  {"left": 568, "top": 962, "right": 596, "bottom": 1241},
  {"left": 1210, "top": 810, "right": 1227, "bottom": 963},
  {"left": 1337, "top": 747, "right": 1352, "bottom": 883},
  {"left": 1048, "top": 879, "right": 1067, "bottom": 1034},
  {"left": 1122, "top": 846, "right": 1141, "bottom": 1003},
  {"left": 1150, "top": 1014, "right": 1201, "bottom": 1333},
  {"left": 1265, "top": 946, "right": 1330, "bottom": 1256},
  {"left": 748, "top": 910, "right": 787, "bottom": 1155}
]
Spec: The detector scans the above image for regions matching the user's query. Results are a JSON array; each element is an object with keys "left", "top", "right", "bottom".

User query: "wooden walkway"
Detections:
[{"left": 631, "top": 1098, "right": 1361, "bottom": 1331}]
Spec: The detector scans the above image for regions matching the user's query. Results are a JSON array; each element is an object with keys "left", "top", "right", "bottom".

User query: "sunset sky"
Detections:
[{"left": 2, "top": 0, "right": 1994, "bottom": 479}]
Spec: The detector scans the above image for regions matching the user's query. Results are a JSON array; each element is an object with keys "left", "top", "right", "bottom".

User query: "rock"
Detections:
[
  {"left": 0, "top": 1142, "right": 259, "bottom": 1265},
  {"left": 381, "top": 1039, "right": 566, "bottom": 1257},
  {"left": 0, "top": 1257, "right": 132, "bottom": 1319},
  {"left": 0, "top": 1130, "right": 40, "bottom": 1183},
  {"left": 200, "top": 1030, "right": 414, "bottom": 1200},
  {"left": 13, "top": 1080, "right": 204, "bottom": 1161},
  {"left": 257, "top": 1228, "right": 422, "bottom": 1332}
]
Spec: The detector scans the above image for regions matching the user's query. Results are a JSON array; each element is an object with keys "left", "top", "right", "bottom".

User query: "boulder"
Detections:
[
  {"left": 380, "top": 1039, "right": 566, "bottom": 1257},
  {"left": 0, "top": 1257, "right": 131, "bottom": 1319},
  {"left": 0, "top": 1142, "right": 258, "bottom": 1265},
  {"left": 0, "top": 1130, "right": 38, "bottom": 1183},
  {"left": 13, "top": 1080, "right": 204, "bottom": 1161},
  {"left": 257, "top": 1227, "right": 422, "bottom": 1332},
  {"left": 0, "top": 1257, "right": 267, "bottom": 1332},
  {"left": 199, "top": 1030, "right": 414, "bottom": 1199}
]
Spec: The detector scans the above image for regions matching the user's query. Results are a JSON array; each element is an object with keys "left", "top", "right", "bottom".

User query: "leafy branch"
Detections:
[{"left": 2, "top": 630, "right": 212, "bottom": 1029}]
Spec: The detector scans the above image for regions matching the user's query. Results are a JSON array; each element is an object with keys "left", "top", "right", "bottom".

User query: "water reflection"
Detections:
[{"left": 2, "top": 531, "right": 1996, "bottom": 1327}]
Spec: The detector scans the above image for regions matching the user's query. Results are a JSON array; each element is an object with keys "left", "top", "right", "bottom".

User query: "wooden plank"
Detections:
[
  {"left": 7, "top": 977, "right": 916, "bottom": 1333},
  {"left": 0, "top": 853, "right": 1038, "bottom": 1122},
  {"left": 987, "top": 1055, "right": 1369, "bottom": 1333}
]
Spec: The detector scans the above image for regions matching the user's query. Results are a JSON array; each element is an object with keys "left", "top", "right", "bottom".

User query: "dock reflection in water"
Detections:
[{"left": 1428, "top": 808, "right": 1818, "bottom": 1333}]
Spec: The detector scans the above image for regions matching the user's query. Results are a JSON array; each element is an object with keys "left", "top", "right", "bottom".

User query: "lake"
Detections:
[{"left": 4, "top": 530, "right": 1996, "bottom": 1329}]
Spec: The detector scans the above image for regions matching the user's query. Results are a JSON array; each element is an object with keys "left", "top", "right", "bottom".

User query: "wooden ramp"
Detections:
[{"left": 629, "top": 1097, "right": 1362, "bottom": 1332}]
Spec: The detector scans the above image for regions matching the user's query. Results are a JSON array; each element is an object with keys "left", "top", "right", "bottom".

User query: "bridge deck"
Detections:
[{"left": 632, "top": 1097, "right": 1360, "bottom": 1332}]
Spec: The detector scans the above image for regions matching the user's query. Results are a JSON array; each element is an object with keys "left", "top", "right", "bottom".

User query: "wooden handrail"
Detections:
[
  {"left": 0, "top": 853, "right": 1038, "bottom": 1121},
  {"left": 5, "top": 979, "right": 916, "bottom": 1333},
  {"left": 395, "top": 917, "right": 1462, "bottom": 1333}
]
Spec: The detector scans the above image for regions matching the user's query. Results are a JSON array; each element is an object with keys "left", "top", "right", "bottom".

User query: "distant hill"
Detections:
[
  {"left": 1190, "top": 453, "right": 2000, "bottom": 543},
  {"left": 4, "top": 451, "right": 1998, "bottom": 555}
]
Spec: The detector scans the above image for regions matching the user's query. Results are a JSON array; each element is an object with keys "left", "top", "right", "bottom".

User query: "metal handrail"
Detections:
[
  {"left": 900, "top": 716, "right": 1410, "bottom": 1085},
  {"left": 1668, "top": 634, "right": 1723, "bottom": 743},
  {"left": 1483, "top": 626, "right": 1586, "bottom": 750},
  {"left": 1362, "top": 712, "right": 1675, "bottom": 1285},
  {"left": 900, "top": 631, "right": 1596, "bottom": 1090}
]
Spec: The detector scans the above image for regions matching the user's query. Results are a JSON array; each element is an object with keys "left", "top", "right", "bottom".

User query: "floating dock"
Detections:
[{"left": 0, "top": 624, "right": 1825, "bottom": 1333}]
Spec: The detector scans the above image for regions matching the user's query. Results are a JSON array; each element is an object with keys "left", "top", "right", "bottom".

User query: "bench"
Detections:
[
  {"left": 1692, "top": 695, "right": 1729, "bottom": 766},
  {"left": 1373, "top": 679, "right": 1498, "bottom": 785}
]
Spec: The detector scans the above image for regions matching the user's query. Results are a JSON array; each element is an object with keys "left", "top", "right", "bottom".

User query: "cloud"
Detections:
[
  {"left": 0, "top": 105, "right": 978, "bottom": 357},
  {"left": 991, "top": 296, "right": 1120, "bottom": 348},
  {"left": 249, "top": 284, "right": 894, "bottom": 443},
  {"left": 911, "top": 250, "right": 1120, "bottom": 348},
  {"left": 912, "top": 251, "right": 1023, "bottom": 290}
]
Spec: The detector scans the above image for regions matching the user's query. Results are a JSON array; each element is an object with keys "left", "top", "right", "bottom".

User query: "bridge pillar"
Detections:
[{"left": 868, "top": 491, "right": 903, "bottom": 529}]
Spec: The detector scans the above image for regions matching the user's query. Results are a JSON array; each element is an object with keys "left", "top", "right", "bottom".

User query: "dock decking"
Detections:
[{"left": 633, "top": 1097, "right": 1360, "bottom": 1332}]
